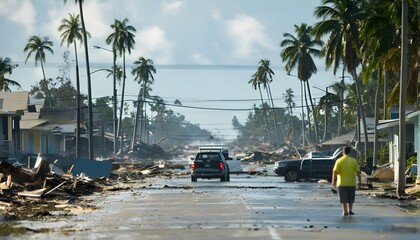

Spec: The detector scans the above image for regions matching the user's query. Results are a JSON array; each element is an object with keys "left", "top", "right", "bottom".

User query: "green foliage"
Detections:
[
  {"left": 94, "top": 97, "right": 113, "bottom": 126},
  {"left": 406, "top": 155, "right": 417, "bottom": 168},
  {"left": 232, "top": 103, "right": 288, "bottom": 147},
  {"left": 378, "top": 144, "right": 389, "bottom": 166},
  {"left": 30, "top": 51, "right": 79, "bottom": 109}
]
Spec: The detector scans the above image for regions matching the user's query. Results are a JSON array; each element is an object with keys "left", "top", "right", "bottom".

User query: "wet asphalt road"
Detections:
[{"left": 6, "top": 172, "right": 420, "bottom": 240}]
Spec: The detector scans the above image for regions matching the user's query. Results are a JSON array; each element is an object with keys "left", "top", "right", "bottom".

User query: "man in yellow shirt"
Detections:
[{"left": 332, "top": 146, "right": 362, "bottom": 216}]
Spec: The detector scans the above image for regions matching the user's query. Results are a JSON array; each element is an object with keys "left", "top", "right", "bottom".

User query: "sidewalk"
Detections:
[{"left": 362, "top": 181, "right": 420, "bottom": 201}]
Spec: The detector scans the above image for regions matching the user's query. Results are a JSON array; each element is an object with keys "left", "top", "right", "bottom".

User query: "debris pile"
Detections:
[
  {"left": 120, "top": 142, "right": 172, "bottom": 160},
  {"left": 0, "top": 154, "right": 175, "bottom": 222},
  {"left": 241, "top": 147, "right": 304, "bottom": 164}
]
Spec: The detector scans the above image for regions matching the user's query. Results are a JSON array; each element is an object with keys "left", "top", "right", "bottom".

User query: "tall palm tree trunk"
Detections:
[
  {"left": 303, "top": 83, "right": 312, "bottom": 145},
  {"left": 397, "top": 0, "right": 408, "bottom": 195},
  {"left": 306, "top": 81, "right": 319, "bottom": 145},
  {"left": 78, "top": 1, "right": 94, "bottom": 159},
  {"left": 351, "top": 70, "right": 369, "bottom": 162},
  {"left": 373, "top": 70, "right": 380, "bottom": 168},
  {"left": 383, "top": 70, "right": 388, "bottom": 119},
  {"left": 266, "top": 84, "right": 280, "bottom": 145},
  {"left": 40, "top": 60, "right": 52, "bottom": 109},
  {"left": 258, "top": 86, "right": 271, "bottom": 144},
  {"left": 300, "top": 81, "right": 305, "bottom": 147},
  {"left": 140, "top": 80, "right": 147, "bottom": 142},
  {"left": 73, "top": 41, "right": 81, "bottom": 158},
  {"left": 112, "top": 50, "right": 117, "bottom": 155},
  {"left": 339, "top": 68, "right": 345, "bottom": 135},
  {"left": 132, "top": 94, "right": 141, "bottom": 149},
  {"left": 289, "top": 105, "right": 294, "bottom": 146},
  {"left": 118, "top": 51, "right": 127, "bottom": 151}
]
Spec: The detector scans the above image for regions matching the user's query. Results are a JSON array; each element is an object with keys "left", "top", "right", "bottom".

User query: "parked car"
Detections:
[
  {"left": 274, "top": 148, "right": 344, "bottom": 182},
  {"left": 191, "top": 151, "right": 230, "bottom": 182}
]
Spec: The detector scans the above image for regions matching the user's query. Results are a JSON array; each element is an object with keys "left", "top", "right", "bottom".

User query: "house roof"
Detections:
[
  {"left": 0, "top": 91, "right": 29, "bottom": 113},
  {"left": 20, "top": 119, "right": 49, "bottom": 129},
  {"left": 321, "top": 131, "right": 387, "bottom": 146},
  {"left": 377, "top": 110, "right": 420, "bottom": 130},
  {"left": 321, "top": 132, "right": 356, "bottom": 146}
]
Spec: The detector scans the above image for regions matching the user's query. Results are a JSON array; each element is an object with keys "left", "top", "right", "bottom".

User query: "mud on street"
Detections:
[{"left": 1, "top": 163, "right": 419, "bottom": 240}]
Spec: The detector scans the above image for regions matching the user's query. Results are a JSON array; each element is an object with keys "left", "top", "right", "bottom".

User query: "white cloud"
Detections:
[
  {"left": 0, "top": 0, "right": 36, "bottom": 33},
  {"left": 131, "top": 26, "right": 174, "bottom": 64},
  {"left": 225, "top": 15, "right": 275, "bottom": 58},
  {"left": 161, "top": 1, "right": 183, "bottom": 15}
]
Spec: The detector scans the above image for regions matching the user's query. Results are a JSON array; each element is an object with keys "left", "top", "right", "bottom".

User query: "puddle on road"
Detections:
[{"left": 398, "top": 203, "right": 420, "bottom": 214}]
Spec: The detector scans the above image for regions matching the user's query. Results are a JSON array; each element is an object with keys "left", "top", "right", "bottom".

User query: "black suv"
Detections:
[{"left": 191, "top": 151, "right": 230, "bottom": 182}]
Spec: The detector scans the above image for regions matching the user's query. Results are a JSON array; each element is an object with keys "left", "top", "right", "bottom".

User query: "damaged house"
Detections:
[{"left": 0, "top": 92, "right": 28, "bottom": 160}]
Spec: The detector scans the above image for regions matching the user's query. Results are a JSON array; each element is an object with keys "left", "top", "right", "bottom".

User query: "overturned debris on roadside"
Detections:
[{"left": 0, "top": 148, "right": 178, "bottom": 223}]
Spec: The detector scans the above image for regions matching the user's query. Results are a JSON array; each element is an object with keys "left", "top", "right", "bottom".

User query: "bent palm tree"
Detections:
[
  {"left": 0, "top": 57, "right": 21, "bottom": 91},
  {"left": 106, "top": 18, "right": 136, "bottom": 151},
  {"left": 24, "top": 35, "right": 54, "bottom": 108},
  {"left": 58, "top": 13, "right": 90, "bottom": 158},
  {"left": 280, "top": 23, "right": 322, "bottom": 145},
  {"left": 131, "top": 57, "right": 156, "bottom": 148},
  {"left": 249, "top": 66, "right": 271, "bottom": 144},
  {"left": 255, "top": 59, "right": 280, "bottom": 145}
]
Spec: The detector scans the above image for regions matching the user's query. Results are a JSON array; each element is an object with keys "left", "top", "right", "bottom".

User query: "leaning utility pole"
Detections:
[{"left": 397, "top": 0, "right": 407, "bottom": 196}]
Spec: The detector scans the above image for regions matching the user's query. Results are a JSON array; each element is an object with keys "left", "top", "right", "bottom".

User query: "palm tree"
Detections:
[
  {"left": 63, "top": 0, "right": 94, "bottom": 159},
  {"left": 280, "top": 23, "right": 322, "bottom": 145},
  {"left": 313, "top": 0, "right": 372, "bottom": 161},
  {"left": 329, "top": 77, "right": 349, "bottom": 135},
  {"left": 104, "top": 64, "right": 122, "bottom": 153},
  {"left": 283, "top": 88, "right": 296, "bottom": 145},
  {"left": 131, "top": 57, "right": 156, "bottom": 148},
  {"left": 106, "top": 18, "right": 136, "bottom": 151},
  {"left": 253, "top": 59, "right": 280, "bottom": 145},
  {"left": 58, "top": 13, "right": 90, "bottom": 158},
  {"left": 24, "top": 35, "right": 54, "bottom": 108},
  {"left": 359, "top": 0, "right": 420, "bottom": 169},
  {"left": 249, "top": 67, "right": 271, "bottom": 144},
  {"left": 0, "top": 57, "right": 21, "bottom": 91}
]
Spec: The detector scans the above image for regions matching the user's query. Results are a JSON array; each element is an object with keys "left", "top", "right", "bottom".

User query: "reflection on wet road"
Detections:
[{"left": 9, "top": 174, "right": 420, "bottom": 239}]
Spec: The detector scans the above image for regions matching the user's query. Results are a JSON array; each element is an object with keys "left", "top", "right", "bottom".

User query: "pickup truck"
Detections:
[{"left": 274, "top": 149, "right": 343, "bottom": 182}]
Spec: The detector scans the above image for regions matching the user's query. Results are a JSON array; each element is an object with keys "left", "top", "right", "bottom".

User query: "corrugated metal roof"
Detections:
[{"left": 0, "top": 92, "right": 29, "bottom": 112}]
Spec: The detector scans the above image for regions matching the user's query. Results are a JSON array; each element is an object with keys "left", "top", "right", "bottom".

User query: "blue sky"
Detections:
[{"left": 0, "top": 0, "right": 344, "bottom": 141}]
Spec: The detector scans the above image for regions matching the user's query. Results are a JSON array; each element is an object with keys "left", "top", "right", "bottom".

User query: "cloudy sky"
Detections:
[{"left": 0, "top": 0, "right": 343, "bottom": 141}]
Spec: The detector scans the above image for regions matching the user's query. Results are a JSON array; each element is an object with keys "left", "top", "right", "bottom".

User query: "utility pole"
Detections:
[
  {"left": 323, "top": 87, "right": 328, "bottom": 142},
  {"left": 93, "top": 45, "right": 118, "bottom": 156},
  {"left": 397, "top": 0, "right": 407, "bottom": 196}
]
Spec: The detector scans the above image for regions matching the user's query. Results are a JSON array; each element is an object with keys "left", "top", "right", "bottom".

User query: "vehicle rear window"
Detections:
[{"left": 196, "top": 153, "right": 221, "bottom": 162}]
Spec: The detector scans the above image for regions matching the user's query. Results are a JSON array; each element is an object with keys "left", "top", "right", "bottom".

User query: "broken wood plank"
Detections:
[
  {"left": 44, "top": 181, "right": 67, "bottom": 196},
  {"left": 17, "top": 188, "right": 47, "bottom": 198}
]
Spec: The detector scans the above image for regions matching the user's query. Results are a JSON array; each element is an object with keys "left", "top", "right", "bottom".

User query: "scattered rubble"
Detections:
[{"left": 0, "top": 150, "right": 178, "bottom": 229}]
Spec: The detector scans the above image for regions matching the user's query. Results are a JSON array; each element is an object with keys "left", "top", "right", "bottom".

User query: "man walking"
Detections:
[{"left": 332, "top": 146, "right": 362, "bottom": 216}]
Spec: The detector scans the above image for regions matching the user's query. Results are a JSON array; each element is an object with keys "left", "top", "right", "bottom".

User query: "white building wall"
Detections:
[{"left": 392, "top": 132, "right": 399, "bottom": 183}]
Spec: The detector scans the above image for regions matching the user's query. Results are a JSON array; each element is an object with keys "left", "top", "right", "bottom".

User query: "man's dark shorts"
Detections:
[{"left": 338, "top": 186, "right": 356, "bottom": 203}]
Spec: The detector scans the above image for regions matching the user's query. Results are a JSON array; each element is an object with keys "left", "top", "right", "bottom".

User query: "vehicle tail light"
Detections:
[
  {"left": 191, "top": 163, "right": 195, "bottom": 169},
  {"left": 219, "top": 162, "right": 225, "bottom": 170}
]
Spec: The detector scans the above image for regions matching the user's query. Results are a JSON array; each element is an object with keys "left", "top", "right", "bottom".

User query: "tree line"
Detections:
[{"left": 233, "top": 0, "right": 419, "bottom": 165}]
